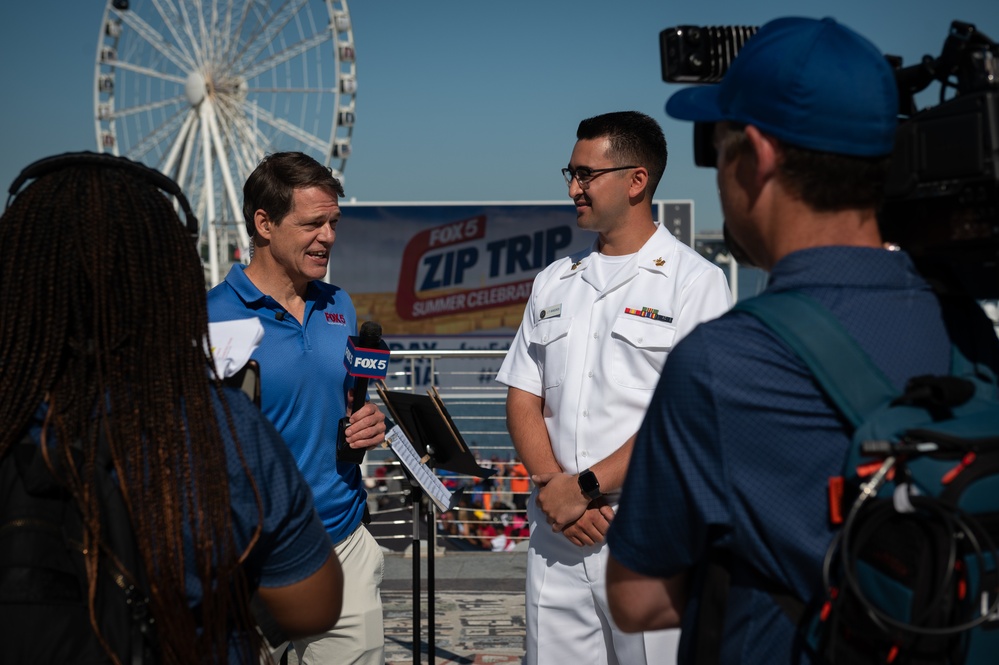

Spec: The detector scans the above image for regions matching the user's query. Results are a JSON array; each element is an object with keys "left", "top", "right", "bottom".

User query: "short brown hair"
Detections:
[
  {"left": 243, "top": 152, "right": 345, "bottom": 239},
  {"left": 719, "top": 124, "right": 891, "bottom": 212},
  {"left": 779, "top": 143, "right": 891, "bottom": 212}
]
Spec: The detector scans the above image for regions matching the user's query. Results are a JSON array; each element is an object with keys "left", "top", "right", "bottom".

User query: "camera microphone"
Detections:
[{"left": 659, "top": 25, "right": 759, "bottom": 83}]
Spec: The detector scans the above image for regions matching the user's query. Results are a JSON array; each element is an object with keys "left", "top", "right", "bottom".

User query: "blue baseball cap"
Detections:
[{"left": 665, "top": 17, "right": 898, "bottom": 157}]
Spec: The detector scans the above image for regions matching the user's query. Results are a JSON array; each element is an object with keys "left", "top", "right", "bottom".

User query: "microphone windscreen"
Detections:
[{"left": 359, "top": 321, "right": 382, "bottom": 347}]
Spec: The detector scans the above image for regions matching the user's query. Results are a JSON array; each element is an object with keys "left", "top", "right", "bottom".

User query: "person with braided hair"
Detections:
[{"left": 0, "top": 152, "right": 343, "bottom": 664}]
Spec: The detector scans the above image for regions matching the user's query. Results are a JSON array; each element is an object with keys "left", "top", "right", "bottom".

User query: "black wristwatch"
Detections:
[{"left": 577, "top": 468, "right": 601, "bottom": 501}]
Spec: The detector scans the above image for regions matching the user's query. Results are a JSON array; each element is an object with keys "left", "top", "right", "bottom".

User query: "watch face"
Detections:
[{"left": 579, "top": 469, "right": 599, "bottom": 496}]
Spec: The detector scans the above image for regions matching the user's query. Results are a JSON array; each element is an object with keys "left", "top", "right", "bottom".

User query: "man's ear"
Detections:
[
  {"left": 628, "top": 167, "right": 650, "bottom": 200},
  {"left": 254, "top": 209, "right": 272, "bottom": 239},
  {"left": 745, "top": 125, "right": 779, "bottom": 186}
]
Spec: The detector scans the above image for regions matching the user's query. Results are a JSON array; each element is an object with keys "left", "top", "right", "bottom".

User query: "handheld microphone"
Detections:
[{"left": 337, "top": 321, "right": 390, "bottom": 464}]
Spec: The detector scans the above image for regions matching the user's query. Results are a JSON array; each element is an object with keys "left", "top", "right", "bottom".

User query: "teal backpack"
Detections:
[{"left": 733, "top": 291, "right": 999, "bottom": 665}]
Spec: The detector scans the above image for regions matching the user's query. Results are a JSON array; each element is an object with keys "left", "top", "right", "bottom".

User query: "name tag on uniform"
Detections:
[{"left": 539, "top": 304, "right": 562, "bottom": 320}]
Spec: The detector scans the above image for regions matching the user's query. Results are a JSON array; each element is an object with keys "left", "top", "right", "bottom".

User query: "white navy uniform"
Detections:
[{"left": 496, "top": 223, "right": 732, "bottom": 665}]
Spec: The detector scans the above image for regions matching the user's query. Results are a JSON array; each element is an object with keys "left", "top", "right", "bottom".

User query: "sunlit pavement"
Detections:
[{"left": 382, "top": 549, "right": 526, "bottom": 664}]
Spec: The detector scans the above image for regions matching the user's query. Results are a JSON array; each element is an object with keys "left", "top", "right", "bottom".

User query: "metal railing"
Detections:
[{"left": 363, "top": 349, "right": 529, "bottom": 552}]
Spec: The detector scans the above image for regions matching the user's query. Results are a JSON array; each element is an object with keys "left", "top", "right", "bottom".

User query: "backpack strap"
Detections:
[
  {"left": 692, "top": 291, "right": 896, "bottom": 664},
  {"left": 733, "top": 291, "right": 897, "bottom": 428}
]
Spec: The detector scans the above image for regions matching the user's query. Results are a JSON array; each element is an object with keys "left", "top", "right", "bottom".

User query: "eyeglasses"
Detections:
[{"left": 561, "top": 165, "right": 637, "bottom": 189}]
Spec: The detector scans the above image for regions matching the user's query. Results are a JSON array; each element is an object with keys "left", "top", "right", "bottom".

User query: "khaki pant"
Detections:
[{"left": 288, "top": 524, "right": 385, "bottom": 665}]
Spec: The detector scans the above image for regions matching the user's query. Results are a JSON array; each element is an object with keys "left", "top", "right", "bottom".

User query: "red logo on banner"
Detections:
[{"left": 395, "top": 215, "right": 533, "bottom": 320}]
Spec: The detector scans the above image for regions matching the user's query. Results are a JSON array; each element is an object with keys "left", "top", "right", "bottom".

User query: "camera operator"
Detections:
[{"left": 605, "top": 16, "right": 999, "bottom": 664}]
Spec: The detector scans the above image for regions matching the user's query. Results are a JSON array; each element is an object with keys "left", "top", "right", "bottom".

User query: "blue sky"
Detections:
[{"left": 1, "top": 0, "right": 996, "bottom": 234}]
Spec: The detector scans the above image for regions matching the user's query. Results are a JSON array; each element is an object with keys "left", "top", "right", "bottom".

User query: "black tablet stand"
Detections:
[{"left": 376, "top": 384, "right": 496, "bottom": 665}]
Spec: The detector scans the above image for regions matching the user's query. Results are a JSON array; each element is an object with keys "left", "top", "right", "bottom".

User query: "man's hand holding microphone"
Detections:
[{"left": 337, "top": 321, "right": 390, "bottom": 463}]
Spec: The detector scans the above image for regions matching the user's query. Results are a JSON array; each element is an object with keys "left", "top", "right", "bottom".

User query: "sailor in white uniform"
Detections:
[{"left": 497, "top": 111, "right": 732, "bottom": 665}]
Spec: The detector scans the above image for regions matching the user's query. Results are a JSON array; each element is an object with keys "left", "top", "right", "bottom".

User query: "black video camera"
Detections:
[{"left": 661, "top": 21, "right": 999, "bottom": 299}]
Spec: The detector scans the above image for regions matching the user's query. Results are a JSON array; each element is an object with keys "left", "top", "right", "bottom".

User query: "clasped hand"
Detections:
[{"left": 533, "top": 472, "right": 616, "bottom": 547}]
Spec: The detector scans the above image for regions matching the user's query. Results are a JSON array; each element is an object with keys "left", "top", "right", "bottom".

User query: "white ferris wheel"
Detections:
[{"left": 94, "top": 0, "right": 357, "bottom": 286}]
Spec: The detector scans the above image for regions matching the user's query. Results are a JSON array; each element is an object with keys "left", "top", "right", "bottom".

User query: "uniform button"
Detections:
[
  {"left": 582, "top": 409, "right": 589, "bottom": 418},
  {"left": 543, "top": 335, "right": 549, "bottom": 342},
  {"left": 581, "top": 450, "right": 589, "bottom": 458},
  {"left": 638, "top": 337, "right": 644, "bottom": 343},
  {"left": 587, "top": 370, "right": 593, "bottom": 378},
  {"left": 593, "top": 332, "right": 599, "bottom": 339}
]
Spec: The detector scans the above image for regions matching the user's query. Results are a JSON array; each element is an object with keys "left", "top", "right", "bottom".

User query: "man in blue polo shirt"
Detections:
[
  {"left": 605, "top": 16, "right": 999, "bottom": 664},
  {"left": 208, "top": 151, "right": 386, "bottom": 665}
]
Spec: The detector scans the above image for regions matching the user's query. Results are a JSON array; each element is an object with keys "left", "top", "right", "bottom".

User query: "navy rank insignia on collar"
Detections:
[
  {"left": 654, "top": 257, "right": 665, "bottom": 267},
  {"left": 624, "top": 306, "right": 673, "bottom": 323},
  {"left": 571, "top": 260, "right": 583, "bottom": 270}
]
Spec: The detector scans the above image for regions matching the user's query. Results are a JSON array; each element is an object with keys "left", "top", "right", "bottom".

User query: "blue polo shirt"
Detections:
[
  {"left": 207, "top": 265, "right": 365, "bottom": 544},
  {"left": 608, "top": 246, "right": 999, "bottom": 664}
]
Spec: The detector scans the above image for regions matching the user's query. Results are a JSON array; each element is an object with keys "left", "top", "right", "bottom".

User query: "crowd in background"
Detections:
[{"left": 368, "top": 453, "right": 531, "bottom": 552}]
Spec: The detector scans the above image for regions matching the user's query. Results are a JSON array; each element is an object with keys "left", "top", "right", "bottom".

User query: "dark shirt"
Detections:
[
  {"left": 26, "top": 388, "right": 332, "bottom": 661},
  {"left": 608, "top": 246, "right": 999, "bottom": 664}
]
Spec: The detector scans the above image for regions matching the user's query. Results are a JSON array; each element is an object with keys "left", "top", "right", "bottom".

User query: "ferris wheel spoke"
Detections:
[
  {"left": 108, "top": 58, "right": 188, "bottom": 85},
  {"left": 113, "top": 6, "right": 196, "bottom": 73},
  {"left": 205, "top": 106, "right": 251, "bottom": 246},
  {"left": 213, "top": 97, "right": 262, "bottom": 149},
  {"left": 195, "top": 0, "right": 220, "bottom": 67},
  {"left": 238, "top": 30, "right": 331, "bottom": 81},
  {"left": 216, "top": 101, "right": 273, "bottom": 172},
  {"left": 161, "top": 111, "right": 198, "bottom": 177},
  {"left": 217, "top": 0, "right": 256, "bottom": 69},
  {"left": 200, "top": 0, "right": 222, "bottom": 64},
  {"left": 175, "top": 119, "right": 201, "bottom": 200},
  {"left": 125, "top": 107, "right": 192, "bottom": 161},
  {"left": 197, "top": 104, "right": 222, "bottom": 283},
  {"left": 247, "top": 86, "right": 335, "bottom": 93},
  {"left": 231, "top": 117, "right": 273, "bottom": 176},
  {"left": 233, "top": 0, "right": 311, "bottom": 75},
  {"left": 147, "top": 0, "right": 193, "bottom": 62},
  {"left": 245, "top": 102, "right": 328, "bottom": 153},
  {"left": 173, "top": 0, "right": 212, "bottom": 68},
  {"left": 112, "top": 94, "right": 187, "bottom": 120},
  {"left": 178, "top": 0, "right": 209, "bottom": 65},
  {"left": 212, "top": 0, "right": 241, "bottom": 66}
]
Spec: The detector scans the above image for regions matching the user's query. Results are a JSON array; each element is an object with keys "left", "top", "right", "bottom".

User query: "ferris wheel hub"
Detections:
[
  {"left": 214, "top": 76, "right": 248, "bottom": 101},
  {"left": 185, "top": 71, "right": 207, "bottom": 107}
]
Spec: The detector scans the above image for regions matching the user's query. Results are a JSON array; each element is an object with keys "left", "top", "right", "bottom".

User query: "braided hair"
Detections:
[{"left": 0, "top": 155, "right": 264, "bottom": 663}]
